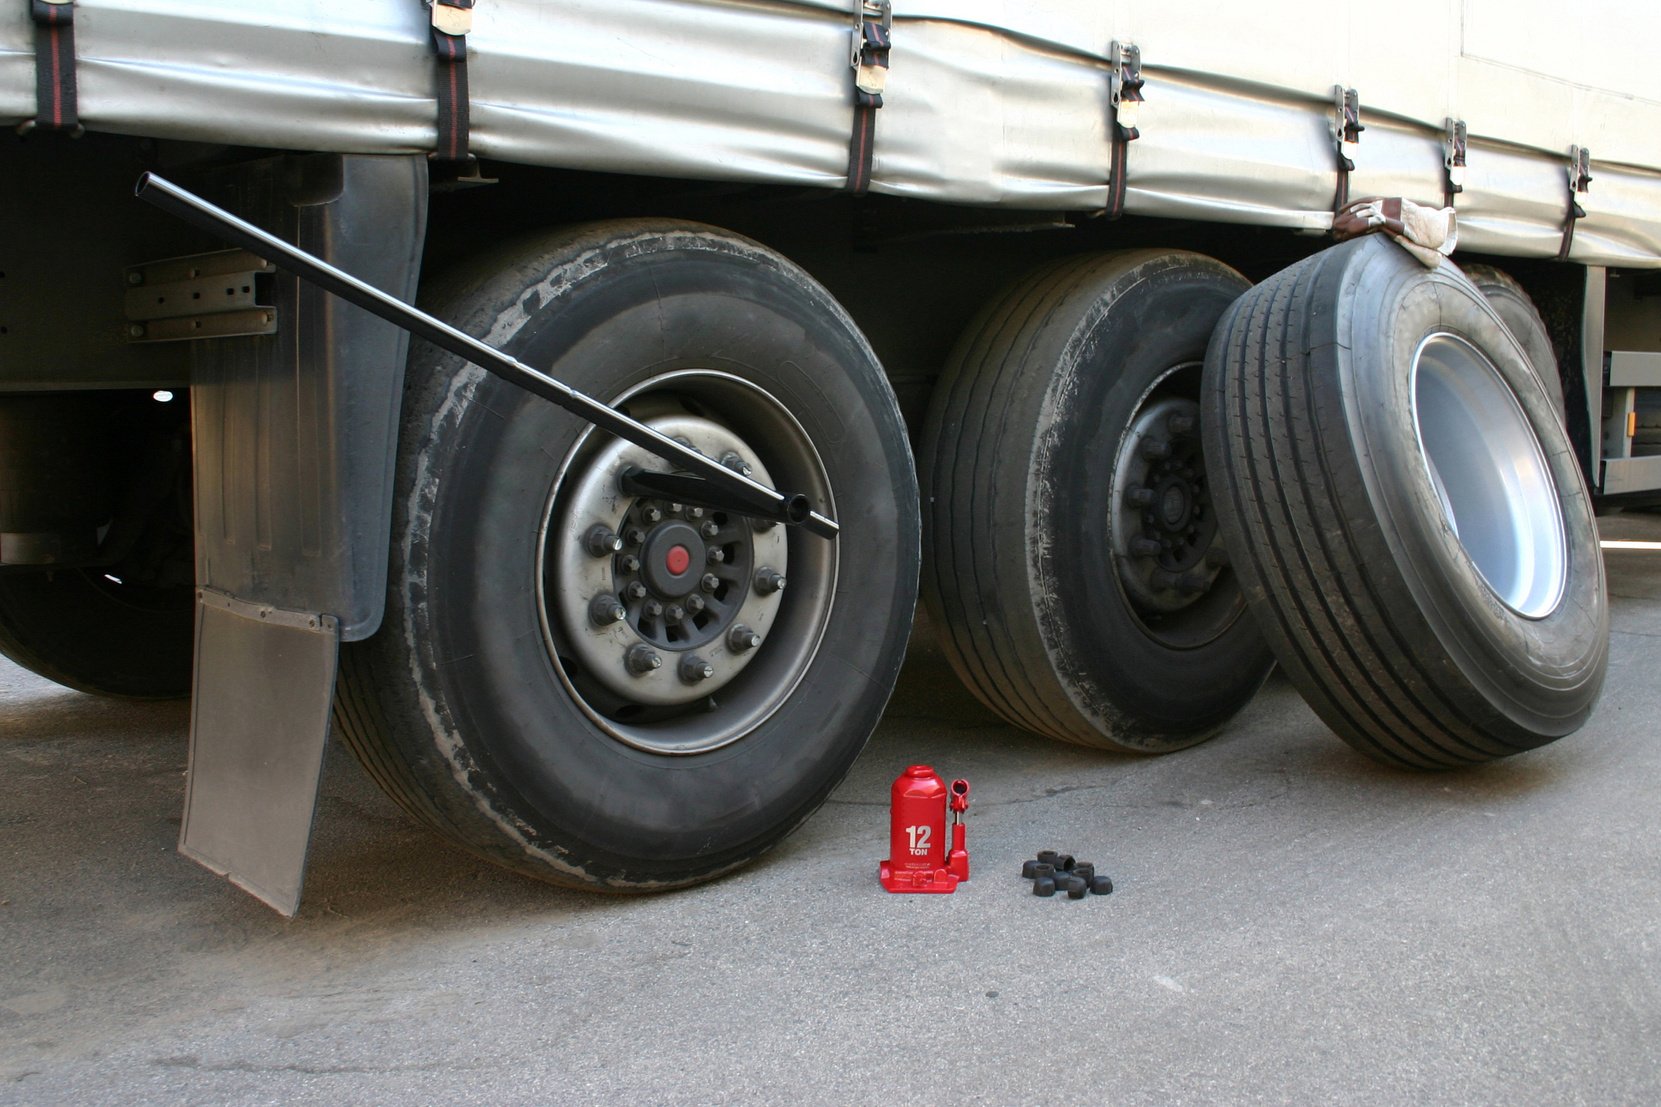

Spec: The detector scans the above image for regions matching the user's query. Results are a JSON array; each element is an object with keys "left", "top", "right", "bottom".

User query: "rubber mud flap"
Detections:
[{"left": 1202, "top": 236, "right": 1607, "bottom": 768}]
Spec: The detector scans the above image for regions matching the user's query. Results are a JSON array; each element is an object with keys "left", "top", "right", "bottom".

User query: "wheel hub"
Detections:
[{"left": 1109, "top": 394, "right": 1224, "bottom": 614}]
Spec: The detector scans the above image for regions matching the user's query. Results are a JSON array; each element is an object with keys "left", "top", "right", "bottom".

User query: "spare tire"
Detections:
[{"left": 1203, "top": 236, "right": 1607, "bottom": 768}]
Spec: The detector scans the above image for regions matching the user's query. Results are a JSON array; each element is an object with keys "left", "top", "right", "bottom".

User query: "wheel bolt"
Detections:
[
  {"left": 700, "top": 573, "right": 721, "bottom": 593},
  {"left": 685, "top": 594, "right": 706, "bottom": 615},
  {"left": 626, "top": 581, "right": 648, "bottom": 600},
  {"left": 669, "top": 502, "right": 683, "bottom": 514},
  {"left": 1131, "top": 538, "right": 1162, "bottom": 558},
  {"left": 707, "top": 548, "right": 726, "bottom": 565},
  {"left": 754, "top": 568, "right": 785, "bottom": 595},
  {"left": 588, "top": 594, "right": 626, "bottom": 626},
  {"left": 1140, "top": 438, "right": 1171, "bottom": 460},
  {"left": 625, "top": 527, "right": 647, "bottom": 546},
  {"left": 1126, "top": 486, "right": 1155, "bottom": 507},
  {"left": 679, "top": 654, "right": 715, "bottom": 683},
  {"left": 666, "top": 604, "right": 685, "bottom": 622},
  {"left": 1167, "top": 413, "right": 1196, "bottom": 436},
  {"left": 728, "top": 624, "right": 762, "bottom": 652},
  {"left": 643, "top": 599, "right": 663, "bottom": 619},
  {"left": 700, "top": 521, "right": 720, "bottom": 539},
  {"left": 620, "top": 554, "right": 642, "bottom": 574},
  {"left": 625, "top": 645, "right": 662, "bottom": 675},
  {"left": 687, "top": 506, "right": 705, "bottom": 520},
  {"left": 583, "top": 525, "right": 623, "bottom": 558},
  {"left": 641, "top": 505, "right": 663, "bottom": 524}
]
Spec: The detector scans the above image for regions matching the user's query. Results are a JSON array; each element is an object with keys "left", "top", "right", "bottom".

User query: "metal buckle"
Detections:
[
  {"left": 1110, "top": 42, "right": 1144, "bottom": 134},
  {"left": 1445, "top": 118, "right": 1467, "bottom": 194},
  {"left": 1335, "top": 87, "right": 1363, "bottom": 166},
  {"left": 430, "top": 0, "right": 473, "bottom": 37}
]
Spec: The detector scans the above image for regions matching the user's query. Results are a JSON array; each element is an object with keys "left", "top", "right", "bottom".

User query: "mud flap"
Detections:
[{"left": 179, "top": 591, "right": 339, "bottom": 916}]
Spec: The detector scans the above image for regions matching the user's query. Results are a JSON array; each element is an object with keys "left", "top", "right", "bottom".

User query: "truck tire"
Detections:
[
  {"left": 1460, "top": 264, "right": 1566, "bottom": 421},
  {"left": 1203, "top": 236, "right": 1607, "bottom": 768},
  {"left": 0, "top": 570, "right": 193, "bottom": 698},
  {"left": 920, "top": 251, "right": 1274, "bottom": 752},
  {"left": 334, "top": 220, "right": 918, "bottom": 890}
]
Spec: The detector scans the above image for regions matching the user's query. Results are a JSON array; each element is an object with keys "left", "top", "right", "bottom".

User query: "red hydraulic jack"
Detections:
[{"left": 879, "top": 765, "right": 970, "bottom": 894}]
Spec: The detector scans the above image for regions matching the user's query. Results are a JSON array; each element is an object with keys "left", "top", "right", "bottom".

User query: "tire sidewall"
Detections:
[
  {"left": 1338, "top": 241, "right": 1606, "bottom": 735},
  {"left": 395, "top": 224, "right": 917, "bottom": 880}
]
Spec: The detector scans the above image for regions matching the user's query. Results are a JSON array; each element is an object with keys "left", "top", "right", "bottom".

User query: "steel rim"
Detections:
[
  {"left": 1410, "top": 332, "right": 1567, "bottom": 620},
  {"left": 1106, "top": 364, "right": 1247, "bottom": 648},
  {"left": 538, "top": 369, "right": 836, "bottom": 755}
]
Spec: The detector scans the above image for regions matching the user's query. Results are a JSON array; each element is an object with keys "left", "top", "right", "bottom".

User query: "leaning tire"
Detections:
[
  {"left": 334, "top": 220, "right": 919, "bottom": 889},
  {"left": 1203, "top": 236, "right": 1607, "bottom": 768},
  {"left": 0, "top": 570, "right": 193, "bottom": 698},
  {"left": 921, "top": 251, "right": 1274, "bottom": 752},
  {"left": 1461, "top": 264, "right": 1566, "bottom": 421}
]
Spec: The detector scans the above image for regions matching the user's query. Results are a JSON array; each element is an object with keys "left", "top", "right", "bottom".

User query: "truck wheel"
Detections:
[
  {"left": 920, "top": 251, "right": 1274, "bottom": 752},
  {"left": 1203, "top": 236, "right": 1607, "bottom": 768},
  {"left": 1460, "top": 264, "right": 1566, "bottom": 421},
  {"left": 0, "top": 570, "right": 193, "bottom": 698},
  {"left": 334, "top": 220, "right": 918, "bottom": 889}
]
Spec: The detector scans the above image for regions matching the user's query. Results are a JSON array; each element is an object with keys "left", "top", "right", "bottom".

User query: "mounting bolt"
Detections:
[
  {"left": 1140, "top": 438, "right": 1171, "bottom": 461},
  {"left": 727, "top": 624, "right": 762, "bottom": 652},
  {"left": 625, "top": 581, "right": 648, "bottom": 600},
  {"left": 643, "top": 599, "right": 663, "bottom": 619},
  {"left": 583, "top": 525, "right": 623, "bottom": 558},
  {"left": 687, "top": 506, "right": 705, "bottom": 520},
  {"left": 625, "top": 527, "right": 647, "bottom": 546},
  {"left": 620, "top": 554, "right": 642, "bottom": 574},
  {"left": 641, "top": 504, "right": 663, "bottom": 524},
  {"left": 700, "top": 521, "right": 720, "bottom": 539},
  {"left": 707, "top": 548, "right": 726, "bottom": 565},
  {"left": 679, "top": 654, "right": 715, "bottom": 683},
  {"left": 1126, "top": 486, "right": 1156, "bottom": 507},
  {"left": 754, "top": 567, "right": 785, "bottom": 595},
  {"left": 666, "top": 604, "right": 685, "bottom": 622},
  {"left": 624, "top": 645, "right": 662, "bottom": 675},
  {"left": 700, "top": 573, "right": 721, "bottom": 594},
  {"left": 668, "top": 502, "right": 683, "bottom": 514},
  {"left": 685, "top": 594, "right": 706, "bottom": 615},
  {"left": 128, "top": 323, "right": 147, "bottom": 339},
  {"left": 588, "top": 594, "right": 626, "bottom": 626},
  {"left": 720, "top": 451, "right": 753, "bottom": 477}
]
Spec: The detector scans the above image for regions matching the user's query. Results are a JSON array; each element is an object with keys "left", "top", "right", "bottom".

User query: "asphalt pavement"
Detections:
[{"left": 4, "top": 513, "right": 1661, "bottom": 1105}]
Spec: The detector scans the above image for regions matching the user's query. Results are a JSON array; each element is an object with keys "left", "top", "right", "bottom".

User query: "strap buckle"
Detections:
[
  {"left": 1444, "top": 118, "right": 1467, "bottom": 195},
  {"left": 851, "top": 0, "right": 892, "bottom": 100},
  {"left": 1109, "top": 42, "right": 1144, "bottom": 137},
  {"left": 430, "top": 0, "right": 473, "bottom": 37}
]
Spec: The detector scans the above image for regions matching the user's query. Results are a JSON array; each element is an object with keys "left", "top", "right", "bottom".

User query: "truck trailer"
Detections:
[{"left": 0, "top": 0, "right": 1647, "bottom": 912}]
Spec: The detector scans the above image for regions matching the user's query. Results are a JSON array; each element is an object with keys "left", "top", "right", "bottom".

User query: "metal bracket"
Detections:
[
  {"left": 1109, "top": 42, "right": 1144, "bottom": 138},
  {"left": 1444, "top": 118, "right": 1468, "bottom": 195},
  {"left": 1334, "top": 87, "right": 1363, "bottom": 170},
  {"left": 123, "top": 249, "right": 276, "bottom": 342}
]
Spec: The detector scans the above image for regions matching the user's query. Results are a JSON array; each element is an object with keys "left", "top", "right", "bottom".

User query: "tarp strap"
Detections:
[
  {"left": 845, "top": 3, "right": 890, "bottom": 195},
  {"left": 1105, "top": 43, "right": 1143, "bottom": 220},
  {"left": 25, "top": 0, "right": 80, "bottom": 135},
  {"left": 430, "top": 0, "right": 475, "bottom": 173},
  {"left": 1333, "top": 87, "right": 1363, "bottom": 213},
  {"left": 1558, "top": 146, "right": 1591, "bottom": 262}
]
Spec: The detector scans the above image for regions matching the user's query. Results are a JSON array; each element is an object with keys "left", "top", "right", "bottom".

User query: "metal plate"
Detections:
[{"left": 178, "top": 590, "right": 339, "bottom": 917}]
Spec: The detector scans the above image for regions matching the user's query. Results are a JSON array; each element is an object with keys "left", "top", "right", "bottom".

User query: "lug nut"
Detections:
[
  {"left": 1035, "top": 850, "right": 1060, "bottom": 868},
  {"left": 625, "top": 527, "right": 647, "bottom": 546},
  {"left": 669, "top": 502, "right": 683, "bottom": 514},
  {"left": 707, "top": 548, "right": 726, "bottom": 564},
  {"left": 643, "top": 599, "right": 663, "bottom": 619},
  {"left": 626, "top": 582, "right": 648, "bottom": 600},
  {"left": 641, "top": 505, "right": 663, "bottom": 524},
  {"left": 588, "top": 594, "right": 626, "bottom": 626},
  {"left": 700, "top": 573, "right": 721, "bottom": 594},
  {"left": 583, "top": 525, "right": 623, "bottom": 557},
  {"left": 620, "top": 554, "right": 642, "bottom": 574},
  {"left": 1131, "top": 538, "right": 1162, "bottom": 558},
  {"left": 685, "top": 594, "right": 706, "bottom": 615},
  {"left": 666, "top": 604, "right": 685, "bottom": 622},
  {"left": 679, "top": 654, "right": 715, "bottom": 683},
  {"left": 1126, "top": 486, "right": 1156, "bottom": 507},
  {"left": 1033, "top": 876, "right": 1057, "bottom": 897},
  {"left": 700, "top": 521, "right": 720, "bottom": 539},
  {"left": 1090, "top": 875, "right": 1114, "bottom": 895},
  {"left": 625, "top": 645, "right": 662, "bottom": 675},
  {"left": 687, "top": 506, "right": 705, "bottom": 520},
  {"left": 1140, "top": 438, "right": 1172, "bottom": 460},
  {"left": 754, "top": 568, "right": 785, "bottom": 595},
  {"left": 727, "top": 624, "right": 762, "bottom": 652}
]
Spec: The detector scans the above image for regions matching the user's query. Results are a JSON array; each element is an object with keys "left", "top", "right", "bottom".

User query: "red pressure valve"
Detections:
[{"left": 879, "top": 764, "right": 970, "bottom": 894}]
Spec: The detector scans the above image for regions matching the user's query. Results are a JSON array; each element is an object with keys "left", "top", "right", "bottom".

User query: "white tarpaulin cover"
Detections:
[{"left": 3, "top": 0, "right": 1658, "bottom": 265}]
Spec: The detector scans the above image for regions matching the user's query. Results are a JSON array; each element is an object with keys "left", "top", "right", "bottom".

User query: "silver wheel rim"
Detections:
[
  {"left": 1411, "top": 333, "right": 1567, "bottom": 619},
  {"left": 538, "top": 369, "right": 836, "bottom": 754}
]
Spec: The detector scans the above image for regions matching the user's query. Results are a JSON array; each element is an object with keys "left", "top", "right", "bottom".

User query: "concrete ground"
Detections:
[{"left": 4, "top": 514, "right": 1661, "bottom": 1105}]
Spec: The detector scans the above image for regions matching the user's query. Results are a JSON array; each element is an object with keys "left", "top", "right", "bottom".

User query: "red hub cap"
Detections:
[{"left": 665, "top": 545, "right": 691, "bottom": 575}]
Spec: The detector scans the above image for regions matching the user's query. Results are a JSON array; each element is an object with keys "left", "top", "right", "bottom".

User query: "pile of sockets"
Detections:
[{"left": 1021, "top": 850, "right": 1113, "bottom": 898}]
